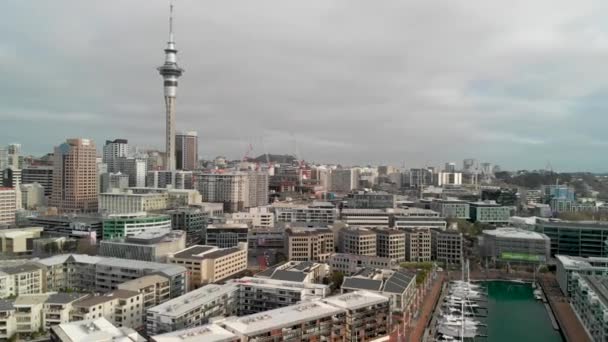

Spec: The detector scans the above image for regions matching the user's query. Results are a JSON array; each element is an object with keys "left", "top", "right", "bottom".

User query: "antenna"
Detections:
[{"left": 169, "top": 0, "right": 175, "bottom": 41}]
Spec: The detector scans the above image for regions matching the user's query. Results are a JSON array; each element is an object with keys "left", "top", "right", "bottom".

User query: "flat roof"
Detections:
[
  {"left": 51, "top": 317, "right": 145, "bottom": 342},
  {"left": 148, "top": 284, "right": 237, "bottom": 317},
  {"left": 46, "top": 293, "right": 88, "bottom": 304},
  {"left": 230, "top": 277, "right": 329, "bottom": 292},
  {"left": 555, "top": 255, "right": 608, "bottom": 269},
  {"left": 118, "top": 274, "right": 170, "bottom": 290},
  {"left": 173, "top": 245, "right": 217, "bottom": 259},
  {"left": 14, "top": 293, "right": 51, "bottom": 306},
  {"left": 322, "top": 291, "right": 389, "bottom": 310},
  {"left": 0, "top": 263, "right": 42, "bottom": 275},
  {"left": 221, "top": 301, "right": 344, "bottom": 336},
  {"left": 151, "top": 324, "right": 237, "bottom": 342},
  {"left": 483, "top": 227, "right": 548, "bottom": 241}
]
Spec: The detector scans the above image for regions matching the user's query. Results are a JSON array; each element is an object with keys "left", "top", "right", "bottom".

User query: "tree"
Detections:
[{"left": 329, "top": 271, "right": 344, "bottom": 291}]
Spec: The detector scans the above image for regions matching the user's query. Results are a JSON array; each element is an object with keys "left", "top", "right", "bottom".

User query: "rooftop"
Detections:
[
  {"left": 555, "top": 255, "right": 608, "bottom": 269},
  {"left": 322, "top": 291, "right": 389, "bottom": 310},
  {"left": 117, "top": 274, "right": 170, "bottom": 290},
  {"left": 221, "top": 300, "right": 344, "bottom": 336},
  {"left": 51, "top": 317, "right": 146, "bottom": 342},
  {"left": 0, "top": 263, "right": 42, "bottom": 275},
  {"left": 483, "top": 227, "right": 549, "bottom": 241},
  {"left": 150, "top": 324, "right": 237, "bottom": 342},
  {"left": 0, "top": 299, "right": 14, "bottom": 311},
  {"left": 230, "top": 277, "right": 329, "bottom": 292},
  {"left": 46, "top": 292, "right": 88, "bottom": 304},
  {"left": 14, "top": 293, "right": 51, "bottom": 306},
  {"left": 582, "top": 275, "right": 608, "bottom": 309},
  {"left": 148, "top": 284, "right": 237, "bottom": 317}
]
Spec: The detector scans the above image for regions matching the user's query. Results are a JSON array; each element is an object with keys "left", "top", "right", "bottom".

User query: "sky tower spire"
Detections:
[{"left": 158, "top": 0, "right": 184, "bottom": 171}]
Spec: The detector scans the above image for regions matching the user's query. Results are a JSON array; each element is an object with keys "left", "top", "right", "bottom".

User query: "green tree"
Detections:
[{"left": 329, "top": 271, "right": 344, "bottom": 291}]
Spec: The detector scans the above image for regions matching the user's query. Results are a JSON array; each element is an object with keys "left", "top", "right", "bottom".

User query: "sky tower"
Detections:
[{"left": 158, "top": 1, "right": 184, "bottom": 171}]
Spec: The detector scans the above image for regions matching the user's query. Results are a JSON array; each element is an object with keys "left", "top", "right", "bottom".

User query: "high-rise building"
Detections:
[
  {"left": 50, "top": 139, "right": 98, "bottom": 213},
  {"left": 22, "top": 166, "right": 53, "bottom": 196},
  {"left": 463, "top": 158, "right": 476, "bottom": 173},
  {"left": 117, "top": 157, "right": 147, "bottom": 187},
  {"left": 175, "top": 131, "right": 198, "bottom": 171},
  {"left": 444, "top": 162, "right": 456, "bottom": 172},
  {"left": 198, "top": 171, "right": 268, "bottom": 212},
  {"left": 0, "top": 188, "right": 17, "bottom": 227},
  {"left": 330, "top": 168, "right": 359, "bottom": 193},
  {"left": 102, "top": 139, "right": 130, "bottom": 172},
  {"left": 158, "top": 3, "right": 184, "bottom": 171}
]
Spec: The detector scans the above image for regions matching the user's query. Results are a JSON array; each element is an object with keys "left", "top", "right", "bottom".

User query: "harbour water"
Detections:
[{"left": 484, "top": 281, "right": 564, "bottom": 342}]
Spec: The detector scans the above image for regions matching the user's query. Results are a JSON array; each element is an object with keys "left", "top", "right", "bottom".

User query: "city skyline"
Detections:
[{"left": 2, "top": 1, "right": 608, "bottom": 171}]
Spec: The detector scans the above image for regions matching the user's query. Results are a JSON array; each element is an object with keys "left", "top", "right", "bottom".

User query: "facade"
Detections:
[
  {"left": 340, "top": 227, "right": 377, "bottom": 256},
  {"left": 13, "top": 293, "right": 49, "bottom": 335},
  {"left": 330, "top": 168, "right": 359, "bottom": 193},
  {"left": 117, "top": 275, "right": 172, "bottom": 311},
  {"left": 99, "top": 190, "right": 169, "bottom": 214},
  {"left": 393, "top": 208, "right": 446, "bottom": 229},
  {"left": 429, "top": 199, "right": 470, "bottom": 219},
  {"left": 345, "top": 191, "right": 395, "bottom": 209},
  {"left": 340, "top": 209, "right": 390, "bottom": 226},
  {"left": 27, "top": 215, "right": 103, "bottom": 241},
  {"left": 254, "top": 261, "right": 329, "bottom": 284},
  {"left": 404, "top": 228, "right": 432, "bottom": 262},
  {"left": 273, "top": 202, "right": 338, "bottom": 224},
  {"left": 100, "top": 172, "right": 130, "bottom": 193},
  {"left": 37, "top": 254, "right": 187, "bottom": 299},
  {"left": 231, "top": 277, "right": 330, "bottom": 316},
  {"left": 115, "top": 157, "right": 148, "bottom": 188},
  {"left": 102, "top": 212, "right": 172, "bottom": 240},
  {"left": 71, "top": 290, "right": 144, "bottom": 330},
  {"left": 0, "top": 263, "right": 44, "bottom": 298},
  {"left": 198, "top": 172, "right": 249, "bottom": 212},
  {"left": 51, "top": 317, "right": 146, "bottom": 342},
  {"left": 102, "top": 139, "right": 130, "bottom": 173},
  {"left": 221, "top": 291, "right": 390, "bottom": 341},
  {"left": 99, "top": 229, "right": 186, "bottom": 262},
  {"left": 0, "top": 299, "right": 16, "bottom": 340},
  {"left": 21, "top": 182, "right": 46, "bottom": 209},
  {"left": 248, "top": 227, "right": 284, "bottom": 250},
  {"left": 434, "top": 172, "right": 463, "bottom": 186},
  {"left": 169, "top": 243, "right": 247, "bottom": 289},
  {"left": 146, "top": 284, "right": 238, "bottom": 335},
  {"left": 341, "top": 269, "right": 416, "bottom": 312},
  {"left": 285, "top": 227, "right": 334, "bottom": 262},
  {"left": 432, "top": 229, "right": 463, "bottom": 265},
  {"left": 469, "top": 201, "right": 511, "bottom": 224},
  {"left": 43, "top": 292, "right": 89, "bottom": 329},
  {"left": 326, "top": 253, "right": 398, "bottom": 275},
  {"left": 50, "top": 138, "right": 98, "bottom": 213},
  {"left": 227, "top": 207, "right": 274, "bottom": 228},
  {"left": 175, "top": 131, "right": 198, "bottom": 171},
  {"left": 408, "top": 168, "right": 433, "bottom": 188},
  {"left": 205, "top": 223, "right": 249, "bottom": 248},
  {"left": 570, "top": 274, "right": 608, "bottom": 342},
  {"left": 166, "top": 206, "right": 212, "bottom": 245},
  {"left": 22, "top": 166, "right": 53, "bottom": 196},
  {"left": 0, "top": 188, "right": 16, "bottom": 227},
  {"left": 146, "top": 170, "right": 194, "bottom": 190},
  {"left": 479, "top": 227, "right": 550, "bottom": 265},
  {"left": 555, "top": 255, "right": 608, "bottom": 297},
  {"left": 373, "top": 228, "right": 406, "bottom": 261},
  {"left": 0, "top": 227, "right": 43, "bottom": 256},
  {"left": 536, "top": 219, "right": 608, "bottom": 258}
]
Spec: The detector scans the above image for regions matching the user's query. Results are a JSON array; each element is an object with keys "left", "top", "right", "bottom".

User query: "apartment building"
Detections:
[
  {"left": 404, "top": 228, "right": 432, "bottom": 262},
  {"left": 101, "top": 213, "right": 172, "bottom": 240},
  {"left": 272, "top": 201, "right": 338, "bottom": 224},
  {"left": 0, "top": 300, "right": 16, "bottom": 341},
  {"left": 0, "top": 263, "right": 44, "bottom": 298},
  {"left": 373, "top": 228, "right": 406, "bottom": 261},
  {"left": 36, "top": 254, "right": 187, "bottom": 299},
  {"left": 51, "top": 317, "right": 146, "bottom": 342},
  {"left": 326, "top": 253, "right": 398, "bottom": 275},
  {"left": 206, "top": 223, "right": 249, "bottom": 248},
  {"left": 99, "top": 190, "right": 168, "bottom": 214},
  {"left": 117, "top": 275, "right": 171, "bottom": 311},
  {"left": 340, "top": 227, "right": 377, "bottom": 256},
  {"left": 340, "top": 209, "right": 390, "bottom": 226},
  {"left": 431, "top": 229, "right": 463, "bottom": 265},
  {"left": 230, "top": 277, "right": 330, "bottom": 316},
  {"left": 285, "top": 227, "right": 334, "bottom": 262},
  {"left": 99, "top": 229, "right": 186, "bottom": 262},
  {"left": 0, "top": 187, "right": 16, "bottom": 227},
  {"left": 198, "top": 172, "right": 268, "bottom": 212},
  {"left": 43, "top": 293, "right": 89, "bottom": 329},
  {"left": 14, "top": 293, "right": 49, "bottom": 335},
  {"left": 151, "top": 324, "right": 238, "bottom": 342},
  {"left": 71, "top": 290, "right": 144, "bottom": 330},
  {"left": 169, "top": 243, "right": 248, "bottom": 290},
  {"left": 254, "top": 261, "right": 329, "bottom": 284},
  {"left": 146, "top": 284, "right": 238, "bottom": 335},
  {"left": 341, "top": 268, "right": 416, "bottom": 312},
  {"left": 555, "top": 255, "right": 608, "bottom": 297},
  {"left": 220, "top": 291, "right": 389, "bottom": 341},
  {"left": 570, "top": 274, "right": 608, "bottom": 342}
]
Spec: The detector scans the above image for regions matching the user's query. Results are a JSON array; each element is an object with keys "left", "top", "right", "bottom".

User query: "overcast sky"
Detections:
[{"left": 2, "top": 0, "right": 608, "bottom": 171}]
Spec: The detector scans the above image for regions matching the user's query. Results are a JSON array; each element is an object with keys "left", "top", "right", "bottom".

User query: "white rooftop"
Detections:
[
  {"left": 322, "top": 291, "right": 389, "bottom": 310},
  {"left": 483, "top": 227, "right": 548, "bottom": 241},
  {"left": 51, "top": 317, "right": 145, "bottom": 342},
  {"left": 221, "top": 300, "right": 344, "bottom": 336},
  {"left": 230, "top": 277, "right": 329, "bottom": 292},
  {"left": 147, "top": 284, "right": 237, "bottom": 317},
  {"left": 556, "top": 255, "right": 608, "bottom": 269},
  {"left": 151, "top": 324, "right": 236, "bottom": 342}
]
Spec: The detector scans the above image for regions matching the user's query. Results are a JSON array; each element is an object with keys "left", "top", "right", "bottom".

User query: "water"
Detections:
[{"left": 484, "top": 281, "right": 564, "bottom": 342}]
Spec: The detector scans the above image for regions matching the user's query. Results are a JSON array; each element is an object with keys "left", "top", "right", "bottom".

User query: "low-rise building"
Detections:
[
  {"left": 71, "top": 290, "right": 144, "bottom": 330},
  {"left": 50, "top": 317, "right": 146, "bottom": 342},
  {"left": 117, "top": 275, "right": 172, "bottom": 311},
  {"left": 205, "top": 223, "right": 249, "bottom": 248},
  {"left": 570, "top": 274, "right": 608, "bottom": 342},
  {"left": 340, "top": 209, "right": 390, "bottom": 226},
  {"left": 150, "top": 324, "right": 239, "bottom": 342},
  {"left": 0, "top": 263, "right": 44, "bottom": 298},
  {"left": 429, "top": 199, "right": 470, "bottom": 220},
  {"left": 326, "top": 253, "right": 398, "bottom": 275},
  {"left": 469, "top": 201, "right": 511, "bottom": 224},
  {"left": 169, "top": 243, "right": 248, "bottom": 290},
  {"left": 0, "top": 227, "right": 43, "bottom": 256},
  {"left": 226, "top": 207, "right": 274, "bottom": 228},
  {"left": 99, "top": 190, "right": 168, "bottom": 214},
  {"left": 43, "top": 292, "right": 89, "bottom": 329},
  {"left": 14, "top": 293, "right": 49, "bottom": 335},
  {"left": 340, "top": 227, "right": 377, "bottom": 256},
  {"left": 254, "top": 261, "right": 329, "bottom": 284},
  {"left": 536, "top": 218, "right": 608, "bottom": 258},
  {"left": 404, "top": 228, "right": 432, "bottom": 262},
  {"left": 479, "top": 227, "right": 550, "bottom": 265},
  {"left": 146, "top": 284, "right": 238, "bottom": 336},
  {"left": 341, "top": 268, "right": 416, "bottom": 312},
  {"left": 344, "top": 191, "right": 396, "bottom": 209},
  {"left": 272, "top": 201, "right": 338, "bottom": 224},
  {"left": 99, "top": 229, "right": 186, "bottom": 262},
  {"left": 373, "top": 228, "right": 406, "bottom": 261},
  {"left": 101, "top": 212, "right": 172, "bottom": 240},
  {"left": 431, "top": 229, "right": 463, "bottom": 265},
  {"left": 0, "top": 299, "right": 16, "bottom": 340},
  {"left": 247, "top": 227, "right": 284, "bottom": 250},
  {"left": 285, "top": 226, "right": 334, "bottom": 262},
  {"left": 555, "top": 255, "right": 608, "bottom": 297}
]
